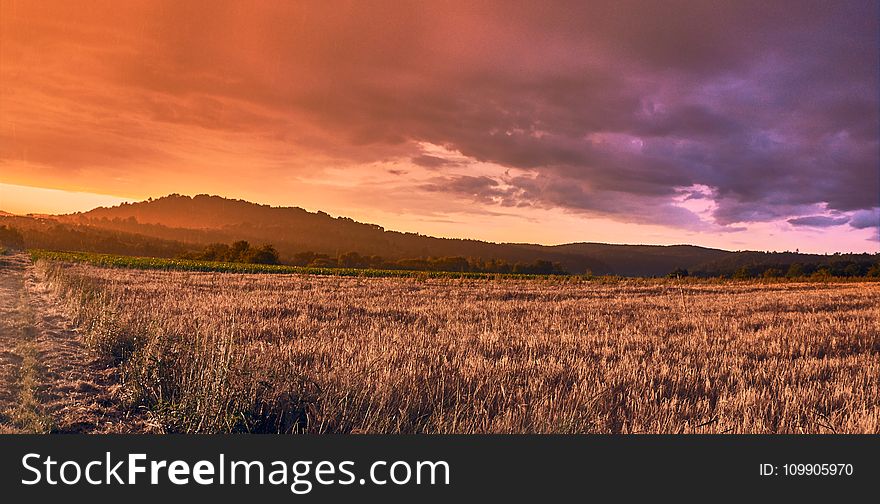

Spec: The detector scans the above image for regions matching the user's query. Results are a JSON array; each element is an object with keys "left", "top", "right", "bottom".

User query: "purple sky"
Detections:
[{"left": 1, "top": 1, "right": 878, "bottom": 252}]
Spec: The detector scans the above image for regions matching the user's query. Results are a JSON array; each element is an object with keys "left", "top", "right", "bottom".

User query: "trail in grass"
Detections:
[{"left": 0, "top": 252, "right": 151, "bottom": 433}]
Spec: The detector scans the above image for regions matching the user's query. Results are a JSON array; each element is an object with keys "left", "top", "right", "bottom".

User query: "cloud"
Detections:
[
  {"left": 411, "top": 155, "right": 460, "bottom": 169},
  {"left": 421, "top": 176, "right": 505, "bottom": 205},
  {"left": 422, "top": 173, "right": 743, "bottom": 233},
  {"left": 1, "top": 0, "right": 877, "bottom": 243},
  {"left": 787, "top": 215, "right": 850, "bottom": 227},
  {"left": 849, "top": 208, "right": 880, "bottom": 230}
]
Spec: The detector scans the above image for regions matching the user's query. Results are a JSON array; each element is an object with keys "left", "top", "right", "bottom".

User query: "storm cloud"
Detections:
[
  {"left": 1, "top": 0, "right": 877, "bottom": 249},
  {"left": 788, "top": 215, "right": 851, "bottom": 228}
]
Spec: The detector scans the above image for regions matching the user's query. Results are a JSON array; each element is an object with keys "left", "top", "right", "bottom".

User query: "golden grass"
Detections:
[
  {"left": 36, "top": 259, "right": 880, "bottom": 434},
  {"left": 6, "top": 268, "right": 52, "bottom": 433}
]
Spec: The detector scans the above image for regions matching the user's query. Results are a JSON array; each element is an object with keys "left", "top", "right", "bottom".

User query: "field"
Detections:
[{"left": 10, "top": 254, "right": 876, "bottom": 434}]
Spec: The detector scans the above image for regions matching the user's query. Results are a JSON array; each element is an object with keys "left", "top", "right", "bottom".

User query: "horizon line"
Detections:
[{"left": 1, "top": 183, "right": 877, "bottom": 256}]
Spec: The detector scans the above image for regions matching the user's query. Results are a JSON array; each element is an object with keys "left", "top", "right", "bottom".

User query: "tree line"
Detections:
[
  {"left": 670, "top": 258, "right": 880, "bottom": 279},
  {"left": 181, "top": 240, "right": 281, "bottom": 265},
  {"left": 182, "top": 241, "right": 566, "bottom": 274},
  {"left": 4, "top": 218, "right": 877, "bottom": 279},
  {"left": 290, "top": 251, "right": 566, "bottom": 274}
]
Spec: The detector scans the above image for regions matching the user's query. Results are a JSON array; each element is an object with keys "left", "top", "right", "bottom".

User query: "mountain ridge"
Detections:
[
  {"left": 0, "top": 193, "right": 870, "bottom": 276},
  {"left": 59, "top": 194, "right": 740, "bottom": 275}
]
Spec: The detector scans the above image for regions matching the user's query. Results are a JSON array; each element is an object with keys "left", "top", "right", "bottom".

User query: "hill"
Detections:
[
  {"left": 5, "top": 193, "right": 866, "bottom": 277},
  {"left": 522, "top": 243, "right": 732, "bottom": 277},
  {"left": 59, "top": 194, "right": 612, "bottom": 273}
]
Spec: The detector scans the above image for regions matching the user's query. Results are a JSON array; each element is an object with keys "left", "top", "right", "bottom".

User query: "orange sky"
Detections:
[{"left": 1, "top": 1, "right": 877, "bottom": 252}]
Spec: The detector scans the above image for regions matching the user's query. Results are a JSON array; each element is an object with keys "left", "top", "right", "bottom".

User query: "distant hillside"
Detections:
[
  {"left": 60, "top": 194, "right": 611, "bottom": 273},
  {"left": 72, "top": 194, "right": 331, "bottom": 230},
  {"left": 0, "top": 214, "right": 191, "bottom": 258},
  {"left": 41, "top": 194, "right": 876, "bottom": 277},
  {"left": 525, "top": 243, "right": 733, "bottom": 277}
]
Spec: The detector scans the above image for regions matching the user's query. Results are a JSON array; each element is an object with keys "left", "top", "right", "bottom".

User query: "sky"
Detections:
[{"left": 1, "top": 0, "right": 878, "bottom": 253}]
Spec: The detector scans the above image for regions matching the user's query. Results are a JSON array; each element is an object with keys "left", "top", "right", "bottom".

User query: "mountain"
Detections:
[
  {"left": 6, "top": 193, "right": 865, "bottom": 277},
  {"left": 56, "top": 195, "right": 608, "bottom": 272},
  {"left": 57, "top": 194, "right": 732, "bottom": 275}
]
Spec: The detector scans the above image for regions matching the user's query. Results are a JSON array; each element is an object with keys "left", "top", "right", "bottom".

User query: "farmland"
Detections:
[{"left": 12, "top": 254, "right": 877, "bottom": 434}]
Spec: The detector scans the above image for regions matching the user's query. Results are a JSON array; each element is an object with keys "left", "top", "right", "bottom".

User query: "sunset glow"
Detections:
[{"left": 1, "top": 0, "right": 877, "bottom": 252}]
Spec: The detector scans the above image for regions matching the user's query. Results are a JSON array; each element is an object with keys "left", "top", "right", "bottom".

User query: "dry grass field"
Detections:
[{"left": 30, "top": 258, "right": 880, "bottom": 434}]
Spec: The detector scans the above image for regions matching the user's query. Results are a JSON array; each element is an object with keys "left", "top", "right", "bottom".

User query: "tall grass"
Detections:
[{"left": 36, "top": 259, "right": 880, "bottom": 433}]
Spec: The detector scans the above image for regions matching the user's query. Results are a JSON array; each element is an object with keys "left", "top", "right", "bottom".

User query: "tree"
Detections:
[
  {"left": 229, "top": 240, "right": 251, "bottom": 262},
  {"left": 732, "top": 267, "right": 751, "bottom": 280},
  {"left": 842, "top": 263, "right": 862, "bottom": 277},
  {"left": 338, "top": 251, "right": 367, "bottom": 268},
  {"left": 247, "top": 245, "right": 279, "bottom": 265},
  {"left": 201, "top": 243, "right": 231, "bottom": 261},
  {"left": 292, "top": 251, "right": 320, "bottom": 266},
  {"left": 811, "top": 267, "right": 831, "bottom": 280},
  {"left": 762, "top": 267, "right": 783, "bottom": 278},
  {"left": 786, "top": 263, "right": 804, "bottom": 278}
]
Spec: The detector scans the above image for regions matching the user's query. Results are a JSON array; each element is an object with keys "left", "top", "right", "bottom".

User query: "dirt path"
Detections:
[{"left": 0, "top": 252, "right": 149, "bottom": 433}]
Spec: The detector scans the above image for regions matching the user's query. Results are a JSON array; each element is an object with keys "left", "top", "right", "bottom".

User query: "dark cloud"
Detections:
[
  {"left": 424, "top": 173, "right": 739, "bottom": 231},
  {"left": 849, "top": 208, "right": 880, "bottom": 230},
  {"left": 788, "top": 215, "right": 851, "bottom": 228},
  {"left": 255, "top": 1, "right": 876, "bottom": 228},
  {"left": 411, "top": 155, "right": 459, "bottom": 169},
  {"left": 2, "top": 0, "right": 877, "bottom": 233},
  {"left": 422, "top": 176, "right": 505, "bottom": 205}
]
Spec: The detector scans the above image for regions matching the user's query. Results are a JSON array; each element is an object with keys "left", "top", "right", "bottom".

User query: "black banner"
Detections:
[{"left": 0, "top": 435, "right": 876, "bottom": 501}]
